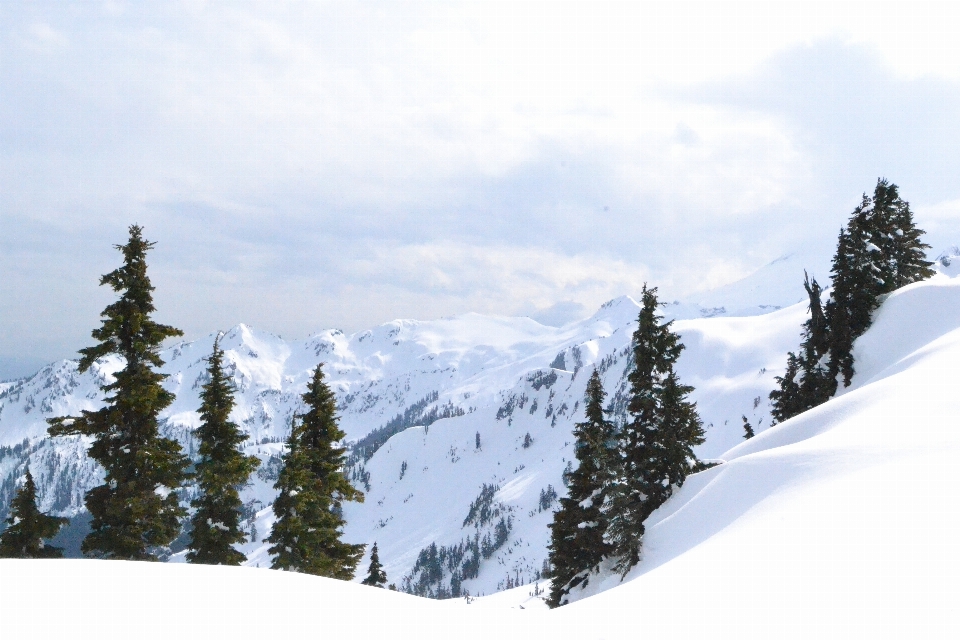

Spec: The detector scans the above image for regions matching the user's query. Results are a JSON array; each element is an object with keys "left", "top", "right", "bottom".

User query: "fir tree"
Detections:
[
  {"left": 186, "top": 336, "right": 261, "bottom": 565},
  {"left": 870, "top": 179, "right": 935, "bottom": 291},
  {"left": 267, "top": 364, "right": 365, "bottom": 578},
  {"left": 547, "top": 369, "right": 616, "bottom": 608},
  {"left": 742, "top": 416, "right": 755, "bottom": 440},
  {"left": 0, "top": 468, "right": 68, "bottom": 558},
  {"left": 796, "top": 272, "right": 835, "bottom": 407},
  {"left": 770, "top": 273, "right": 835, "bottom": 423},
  {"left": 603, "top": 285, "right": 704, "bottom": 575},
  {"left": 361, "top": 542, "right": 388, "bottom": 587},
  {"left": 47, "top": 225, "right": 188, "bottom": 560},
  {"left": 827, "top": 180, "right": 933, "bottom": 388},
  {"left": 770, "top": 352, "right": 803, "bottom": 424}
]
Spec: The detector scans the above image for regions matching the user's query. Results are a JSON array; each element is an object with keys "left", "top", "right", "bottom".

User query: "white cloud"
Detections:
[{"left": 4, "top": 2, "right": 960, "bottom": 360}]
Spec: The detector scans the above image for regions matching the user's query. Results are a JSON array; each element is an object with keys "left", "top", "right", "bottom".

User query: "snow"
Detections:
[
  {"left": 5, "top": 250, "right": 960, "bottom": 635},
  {"left": 554, "top": 272, "right": 960, "bottom": 637}
]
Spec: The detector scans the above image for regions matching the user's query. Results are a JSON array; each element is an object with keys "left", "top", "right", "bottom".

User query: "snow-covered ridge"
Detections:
[
  {"left": 2, "top": 251, "right": 944, "bottom": 599},
  {"left": 6, "top": 264, "right": 960, "bottom": 637}
]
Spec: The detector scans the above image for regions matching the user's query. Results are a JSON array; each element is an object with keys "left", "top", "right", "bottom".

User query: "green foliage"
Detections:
[
  {"left": 547, "top": 369, "right": 616, "bottom": 607},
  {"left": 742, "top": 416, "right": 755, "bottom": 440},
  {"left": 0, "top": 468, "right": 68, "bottom": 558},
  {"left": 186, "top": 336, "right": 261, "bottom": 565},
  {"left": 47, "top": 225, "right": 188, "bottom": 560},
  {"left": 770, "top": 273, "right": 835, "bottom": 424},
  {"left": 770, "top": 352, "right": 803, "bottom": 424},
  {"left": 267, "top": 364, "right": 365, "bottom": 578},
  {"left": 828, "top": 179, "right": 934, "bottom": 388},
  {"left": 774, "top": 179, "right": 935, "bottom": 424},
  {"left": 361, "top": 541, "right": 388, "bottom": 587},
  {"left": 604, "top": 285, "right": 705, "bottom": 576}
]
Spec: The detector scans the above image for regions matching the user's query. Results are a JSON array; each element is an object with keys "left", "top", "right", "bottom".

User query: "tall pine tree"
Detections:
[
  {"left": 186, "top": 336, "right": 261, "bottom": 565},
  {"left": 48, "top": 225, "right": 188, "bottom": 560},
  {"left": 0, "top": 468, "right": 68, "bottom": 558},
  {"left": 770, "top": 272, "right": 834, "bottom": 424},
  {"left": 871, "top": 179, "right": 934, "bottom": 291},
  {"left": 827, "top": 180, "right": 934, "bottom": 388},
  {"left": 547, "top": 369, "right": 616, "bottom": 608},
  {"left": 361, "top": 542, "right": 388, "bottom": 587},
  {"left": 603, "top": 285, "right": 704, "bottom": 575},
  {"left": 267, "top": 364, "right": 365, "bottom": 578}
]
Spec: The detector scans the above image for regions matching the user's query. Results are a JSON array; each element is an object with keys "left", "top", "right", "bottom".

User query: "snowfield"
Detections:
[
  {"left": 4, "top": 262, "right": 960, "bottom": 638},
  {"left": 0, "top": 255, "right": 808, "bottom": 597}
]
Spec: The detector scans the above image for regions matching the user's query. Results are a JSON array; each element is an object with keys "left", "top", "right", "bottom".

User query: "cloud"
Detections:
[{"left": 3, "top": 3, "right": 960, "bottom": 364}]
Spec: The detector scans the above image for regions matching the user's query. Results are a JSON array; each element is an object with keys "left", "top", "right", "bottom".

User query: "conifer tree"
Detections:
[
  {"left": 870, "top": 179, "right": 935, "bottom": 291},
  {"left": 268, "top": 364, "right": 365, "bottom": 578},
  {"left": 186, "top": 336, "right": 261, "bottom": 565},
  {"left": 361, "top": 542, "right": 388, "bottom": 587},
  {"left": 827, "top": 181, "right": 933, "bottom": 387},
  {"left": 48, "top": 225, "right": 188, "bottom": 560},
  {"left": 547, "top": 369, "right": 616, "bottom": 608},
  {"left": 742, "top": 416, "right": 755, "bottom": 440},
  {"left": 0, "top": 468, "right": 68, "bottom": 558},
  {"left": 796, "top": 272, "right": 835, "bottom": 407},
  {"left": 770, "top": 352, "right": 803, "bottom": 424},
  {"left": 770, "top": 273, "right": 834, "bottom": 424},
  {"left": 603, "top": 285, "right": 704, "bottom": 575}
]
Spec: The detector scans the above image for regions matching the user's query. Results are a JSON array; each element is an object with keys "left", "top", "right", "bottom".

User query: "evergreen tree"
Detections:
[
  {"left": 361, "top": 542, "right": 388, "bottom": 587},
  {"left": 770, "top": 352, "right": 803, "bottom": 424},
  {"left": 267, "top": 364, "right": 365, "bottom": 578},
  {"left": 827, "top": 181, "right": 933, "bottom": 388},
  {"left": 870, "top": 179, "right": 934, "bottom": 291},
  {"left": 603, "top": 285, "right": 704, "bottom": 575},
  {"left": 186, "top": 336, "right": 261, "bottom": 565},
  {"left": 796, "top": 272, "right": 835, "bottom": 407},
  {"left": 742, "top": 416, "right": 754, "bottom": 440},
  {"left": 47, "top": 225, "right": 188, "bottom": 560},
  {"left": 0, "top": 468, "right": 68, "bottom": 558},
  {"left": 547, "top": 369, "right": 616, "bottom": 608},
  {"left": 770, "top": 273, "right": 835, "bottom": 424}
]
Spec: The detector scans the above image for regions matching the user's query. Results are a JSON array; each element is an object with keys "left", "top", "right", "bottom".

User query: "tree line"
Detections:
[{"left": 0, "top": 226, "right": 380, "bottom": 585}]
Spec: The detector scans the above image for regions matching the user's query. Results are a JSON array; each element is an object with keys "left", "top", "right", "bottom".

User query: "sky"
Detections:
[{"left": 4, "top": 1, "right": 960, "bottom": 379}]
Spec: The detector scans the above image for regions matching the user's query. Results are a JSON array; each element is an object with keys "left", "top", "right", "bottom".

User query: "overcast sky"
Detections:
[{"left": 4, "top": 1, "right": 960, "bottom": 378}]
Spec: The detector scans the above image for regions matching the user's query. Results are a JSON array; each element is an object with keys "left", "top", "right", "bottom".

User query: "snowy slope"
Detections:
[
  {"left": 5, "top": 273, "right": 960, "bottom": 636},
  {"left": 0, "top": 296, "right": 804, "bottom": 595},
  {"left": 0, "top": 254, "right": 835, "bottom": 597},
  {"left": 547, "top": 272, "right": 960, "bottom": 636}
]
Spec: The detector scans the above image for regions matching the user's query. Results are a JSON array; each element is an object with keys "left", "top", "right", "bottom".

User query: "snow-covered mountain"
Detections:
[
  {"left": 0, "top": 253, "right": 825, "bottom": 597},
  {"left": 6, "top": 264, "right": 960, "bottom": 636}
]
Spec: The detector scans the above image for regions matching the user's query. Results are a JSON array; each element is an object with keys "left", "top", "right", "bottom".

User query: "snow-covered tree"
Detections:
[
  {"left": 268, "top": 364, "right": 365, "bottom": 578},
  {"left": 603, "top": 285, "right": 704, "bottom": 575},
  {"left": 361, "top": 542, "right": 388, "bottom": 587},
  {"left": 0, "top": 468, "right": 68, "bottom": 558},
  {"left": 47, "top": 225, "right": 188, "bottom": 560},
  {"left": 742, "top": 416, "right": 755, "bottom": 440},
  {"left": 187, "top": 336, "right": 260, "bottom": 565},
  {"left": 871, "top": 179, "right": 934, "bottom": 291},
  {"left": 828, "top": 180, "right": 934, "bottom": 388},
  {"left": 547, "top": 369, "right": 616, "bottom": 607}
]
